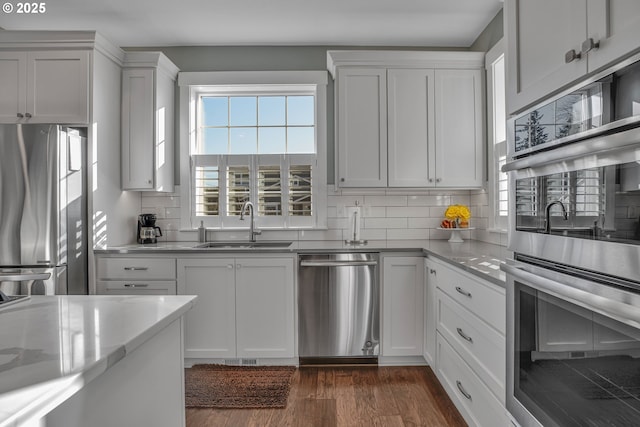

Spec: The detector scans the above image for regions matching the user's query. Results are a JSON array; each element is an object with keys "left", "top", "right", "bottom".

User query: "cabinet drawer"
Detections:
[
  {"left": 437, "top": 289, "right": 505, "bottom": 401},
  {"left": 96, "top": 280, "right": 177, "bottom": 295},
  {"left": 436, "top": 262, "right": 505, "bottom": 334},
  {"left": 436, "top": 333, "right": 508, "bottom": 427},
  {"left": 97, "top": 258, "right": 176, "bottom": 280}
]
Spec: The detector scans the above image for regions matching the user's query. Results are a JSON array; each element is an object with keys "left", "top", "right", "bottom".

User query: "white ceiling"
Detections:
[{"left": 0, "top": 0, "right": 503, "bottom": 48}]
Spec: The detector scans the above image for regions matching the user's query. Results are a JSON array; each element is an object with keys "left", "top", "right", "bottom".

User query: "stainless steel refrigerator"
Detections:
[{"left": 0, "top": 124, "right": 87, "bottom": 295}]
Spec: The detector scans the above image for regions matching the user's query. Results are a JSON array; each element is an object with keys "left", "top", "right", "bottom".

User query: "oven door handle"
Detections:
[{"left": 503, "top": 262, "right": 640, "bottom": 328}]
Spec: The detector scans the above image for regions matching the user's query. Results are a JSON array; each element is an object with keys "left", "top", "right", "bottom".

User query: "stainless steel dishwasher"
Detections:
[{"left": 298, "top": 253, "right": 379, "bottom": 364}]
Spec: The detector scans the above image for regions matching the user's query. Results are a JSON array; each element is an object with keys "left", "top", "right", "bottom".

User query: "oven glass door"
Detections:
[{"left": 513, "top": 279, "right": 640, "bottom": 426}]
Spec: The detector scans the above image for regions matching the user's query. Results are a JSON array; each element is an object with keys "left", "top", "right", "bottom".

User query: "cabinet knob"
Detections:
[
  {"left": 340, "top": 178, "right": 345, "bottom": 182},
  {"left": 227, "top": 264, "right": 233, "bottom": 269},
  {"left": 436, "top": 178, "right": 441, "bottom": 183},
  {"left": 17, "top": 113, "right": 24, "bottom": 118},
  {"left": 236, "top": 264, "right": 242, "bottom": 270},
  {"left": 430, "top": 269, "right": 436, "bottom": 275},
  {"left": 565, "top": 49, "right": 582, "bottom": 63},
  {"left": 25, "top": 113, "right": 32, "bottom": 118},
  {"left": 429, "top": 178, "right": 434, "bottom": 183},
  {"left": 581, "top": 38, "right": 600, "bottom": 55}
]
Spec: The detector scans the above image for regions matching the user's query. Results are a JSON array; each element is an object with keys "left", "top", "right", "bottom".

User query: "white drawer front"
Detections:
[
  {"left": 96, "top": 280, "right": 177, "bottom": 295},
  {"left": 436, "top": 262, "right": 505, "bottom": 334},
  {"left": 97, "top": 258, "right": 176, "bottom": 280},
  {"left": 436, "top": 333, "right": 508, "bottom": 427},
  {"left": 437, "top": 289, "right": 505, "bottom": 402}
]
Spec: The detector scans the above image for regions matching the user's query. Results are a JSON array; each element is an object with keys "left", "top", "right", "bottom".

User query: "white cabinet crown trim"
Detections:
[{"left": 327, "top": 50, "right": 485, "bottom": 78}]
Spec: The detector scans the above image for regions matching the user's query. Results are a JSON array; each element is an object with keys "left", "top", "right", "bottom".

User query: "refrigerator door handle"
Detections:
[{"left": 0, "top": 272, "right": 51, "bottom": 281}]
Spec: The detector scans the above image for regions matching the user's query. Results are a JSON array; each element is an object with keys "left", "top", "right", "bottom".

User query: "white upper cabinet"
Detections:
[
  {"left": 434, "top": 69, "right": 483, "bottom": 188},
  {"left": 387, "top": 69, "right": 435, "bottom": 187},
  {"left": 336, "top": 67, "right": 388, "bottom": 187},
  {"left": 506, "top": 0, "right": 640, "bottom": 115},
  {"left": 121, "top": 52, "right": 179, "bottom": 192},
  {"left": 0, "top": 50, "right": 90, "bottom": 124},
  {"left": 329, "top": 51, "right": 484, "bottom": 189}
]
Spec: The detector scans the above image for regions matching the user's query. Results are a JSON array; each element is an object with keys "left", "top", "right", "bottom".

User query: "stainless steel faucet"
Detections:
[
  {"left": 240, "top": 201, "right": 262, "bottom": 242},
  {"left": 544, "top": 200, "right": 568, "bottom": 234}
]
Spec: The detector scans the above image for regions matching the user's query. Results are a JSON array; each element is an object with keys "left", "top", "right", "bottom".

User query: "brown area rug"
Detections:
[{"left": 185, "top": 364, "right": 296, "bottom": 409}]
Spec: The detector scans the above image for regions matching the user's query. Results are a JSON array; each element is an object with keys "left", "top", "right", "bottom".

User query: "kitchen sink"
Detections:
[{"left": 193, "top": 241, "right": 293, "bottom": 249}]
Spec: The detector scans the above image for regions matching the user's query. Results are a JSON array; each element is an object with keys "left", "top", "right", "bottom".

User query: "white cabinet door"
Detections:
[
  {"left": 235, "top": 258, "right": 295, "bottom": 358},
  {"left": 27, "top": 50, "right": 90, "bottom": 124},
  {"left": 178, "top": 258, "right": 237, "bottom": 359},
  {"left": 387, "top": 69, "right": 435, "bottom": 187},
  {"left": 382, "top": 256, "right": 424, "bottom": 356},
  {"left": 505, "top": 0, "right": 587, "bottom": 114},
  {"left": 122, "top": 68, "right": 155, "bottom": 190},
  {"left": 0, "top": 52, "right": 26, "bottom": 122},
  {"left": 587, "top": 0, "right": 640, "bottom": 71},
  {"left": 336, "top": 68, "right": 387, "bottom": 187},
  {"left": 434, "top": 69, "right": 483, "bottom": 188},
  {"left": 0, "top": 50, "right": 89, "bottom": 123},
  {"left": 424, "top": 259, "right": 437, "bottom": 365}
]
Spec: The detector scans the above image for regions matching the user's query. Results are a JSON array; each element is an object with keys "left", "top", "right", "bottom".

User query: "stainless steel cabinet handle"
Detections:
[
  {"left": 455, "top": 286, "right": 472, "bottom": 297},
  {"left": 123, "top": 267, "right": 149, "bottom": 271},
  {"left": 0, "top": 272, "right": 51, "bottom": 281},
  {"left": 581, "top": 38, "right": 600, "bottom": 55},
  {"left": 565, "top": 49, "right": 582, "bottom": 63},
  {"left": 456, "top": 380, "right": 472, "bottom": 400},
  {"left": 429, "top": 269, "right": 436, "bottom": 275},
  {"left": 227, "top": 264, "right": 234, "bottom": 269},
  {"left": 124, "top": 283, "right": 149, "bottom": 288},
  {"left": 17, "top": 113, "right": 24, "bottom": 118},
  {"left": 457, "top": 327, "right": 473, "bottom": 343},
  {"left": 300, "top": 260, "right": 378, "bottom": 267},
  {"left": 25, "top": 113, "right": 32, "bottom": 118}
]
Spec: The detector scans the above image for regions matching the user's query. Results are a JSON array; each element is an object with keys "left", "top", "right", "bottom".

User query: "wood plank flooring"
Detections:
[{"left": 186, "top": 366, "right": 467, "bottom": 427}]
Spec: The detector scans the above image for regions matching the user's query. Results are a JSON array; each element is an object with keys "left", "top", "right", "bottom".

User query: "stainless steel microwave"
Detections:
[{"left": 508, "top": 50, "right": 640, "bottom": 160}]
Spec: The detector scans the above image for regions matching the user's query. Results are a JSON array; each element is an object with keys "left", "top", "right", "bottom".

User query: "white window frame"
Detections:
[
  {"left": 178, "top": 71, "right": 328, "bottom": 230},
  {"left": 485, "top": 39, "right": 508, "bottom": 232}
]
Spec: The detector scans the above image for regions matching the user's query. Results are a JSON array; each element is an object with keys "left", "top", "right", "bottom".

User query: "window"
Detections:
[
  {"left": 486, "top": 40, "right": 508, "bottom": 231},
  {"left": 179, "top": 71, "right": 327, "bottom": 230}
]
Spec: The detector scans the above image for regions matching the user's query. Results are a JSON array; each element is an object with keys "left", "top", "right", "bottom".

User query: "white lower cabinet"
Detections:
[
  {"left": 177, "top": 256, "right": 295, "bottom": 361},
  {"left": 95, "top": 256, "right": 177, "bottom": 295},
  {"left": 382, "top": 256, "right": 424, "bottom": 357},
  {"left": 436, "top": 334, "right": 508, "bottom": 427},
  {"left": 429, "top": 256, "right": 507, "bottom": 427}
]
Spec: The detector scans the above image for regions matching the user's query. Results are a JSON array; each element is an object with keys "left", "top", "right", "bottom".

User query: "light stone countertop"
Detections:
[
  {"left": 0, "top": 295, "right": 197, "bottom": 427},
  {"left": 95, "top": 239, "right": 510, "bottom": 286}
]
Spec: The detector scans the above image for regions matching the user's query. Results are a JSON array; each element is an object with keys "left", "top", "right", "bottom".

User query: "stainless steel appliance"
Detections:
[
  {"left": 137, "top": 213, "right": 162, "bottom": 244},
  {"left": 0, "top": 124, "right": 87, "bottom": 295},
  {"left": 298, "top": 253, "right": 379, "bottom": 364},
  {"left": 503, "top": 52, "right": 640, "bottom": 426}
]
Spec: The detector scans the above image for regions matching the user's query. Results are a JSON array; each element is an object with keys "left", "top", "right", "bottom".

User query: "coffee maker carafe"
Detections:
[{"left": 137, "top": 213, "right": 162, "bottom": 244}]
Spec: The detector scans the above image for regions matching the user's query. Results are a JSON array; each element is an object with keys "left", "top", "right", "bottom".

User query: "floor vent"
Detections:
[
  {"left": 241, "top": 358, "right": 258, "bottom": 366},
  {"left": 224, "top": 359, "right": 241, "bottom": 366}
]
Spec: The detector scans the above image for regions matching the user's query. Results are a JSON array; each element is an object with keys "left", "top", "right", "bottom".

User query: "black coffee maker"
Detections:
[{"left": 137, "top": 213, "right": 162, "bottom": 244}]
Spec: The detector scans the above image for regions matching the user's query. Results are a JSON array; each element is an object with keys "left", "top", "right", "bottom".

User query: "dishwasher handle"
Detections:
[{"left": 300, "top": 260, "right": 378, "bottom": 267}]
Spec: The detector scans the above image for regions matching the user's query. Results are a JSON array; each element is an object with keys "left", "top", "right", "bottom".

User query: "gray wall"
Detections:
[{"left": 469, "top": 9, "right": 503, "bottom": 52}]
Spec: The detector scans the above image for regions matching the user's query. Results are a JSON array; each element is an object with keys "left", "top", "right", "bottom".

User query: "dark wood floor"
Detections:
[{"left": 186, "top": 366, "right": 467, "bottom": 427}]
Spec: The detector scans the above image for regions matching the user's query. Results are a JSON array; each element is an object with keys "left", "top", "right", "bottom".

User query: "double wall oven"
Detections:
[{"left": 503, "top": 52, "right": 640, "bottom": 426}]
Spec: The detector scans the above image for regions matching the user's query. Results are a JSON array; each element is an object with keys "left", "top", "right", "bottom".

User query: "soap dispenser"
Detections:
[{"left": 198, "top": 221, "right": 207, "bottom": 243}]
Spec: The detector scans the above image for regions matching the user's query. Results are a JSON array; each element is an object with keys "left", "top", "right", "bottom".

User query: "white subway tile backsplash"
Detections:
[
  {"left": 137, "top": 184, "right": 501, "bottom": 245},
  {"left": 364, "top": 195, "right": 408, "bottom": 207},
  {"left": 363, "top": 218, "right": 408, "bottom": 229}
]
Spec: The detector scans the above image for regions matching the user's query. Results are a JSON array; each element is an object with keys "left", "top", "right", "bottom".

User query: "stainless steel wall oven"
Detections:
[{"left": 503, "top": 52, "right": 640, "bottom": 426}]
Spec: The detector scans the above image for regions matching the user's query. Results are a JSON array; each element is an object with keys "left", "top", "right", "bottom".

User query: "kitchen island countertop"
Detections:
[{"left": 0, "top": 295, "right": 196, "bottom": 427}]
